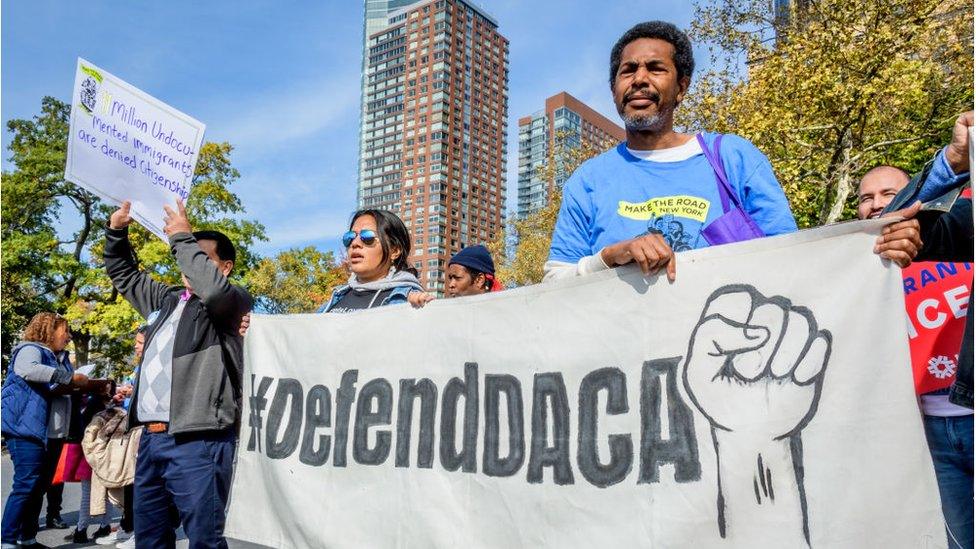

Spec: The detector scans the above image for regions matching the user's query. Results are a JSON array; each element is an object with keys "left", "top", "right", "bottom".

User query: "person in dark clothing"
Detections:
[
  {"left": 913, "top": 198, "right": 974, "bottom": 549},
  {"left": 64, "top": 391, "right": 114, "bottom": 543},
  {"left": 97, "top": 325, "right": 148, "bottom": 547},
  {"left": 43, "top": 451, "right": 66, "bottom": 530},
  {"left": 104, "top": 199, "right": 253, "bottom": 549},
  {"left": 895, "top": 110, "right": 973, "bottom": 549},
  {"left": 911, "top": 111, "right": 973, "bottom": 409}
]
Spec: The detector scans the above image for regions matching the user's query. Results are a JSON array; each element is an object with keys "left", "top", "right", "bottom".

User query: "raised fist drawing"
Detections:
[
  {"left": 682, "top": 284, "right": 832, "bottom": 546},
  {"left": 683, "top": 284, "right": 831, "bottom": 438}
]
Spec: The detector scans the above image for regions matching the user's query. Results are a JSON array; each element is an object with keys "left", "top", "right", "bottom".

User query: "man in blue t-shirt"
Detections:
[{"left": 545, "top": 21, "right": 798, "bottom": 281}]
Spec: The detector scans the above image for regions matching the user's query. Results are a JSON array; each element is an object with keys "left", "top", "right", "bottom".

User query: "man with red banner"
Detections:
[{"left": 858, "top": 163, "right": 973, "bottom": 549}]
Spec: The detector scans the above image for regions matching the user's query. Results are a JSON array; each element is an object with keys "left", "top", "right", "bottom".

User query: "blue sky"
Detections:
[{"left": 2, "top": 1, "right": 699, "bottom": 257}]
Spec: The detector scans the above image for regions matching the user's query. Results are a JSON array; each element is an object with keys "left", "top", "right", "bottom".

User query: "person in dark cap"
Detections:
[{"left": 446, "top": 245, "right": 502, "bottom": 298}]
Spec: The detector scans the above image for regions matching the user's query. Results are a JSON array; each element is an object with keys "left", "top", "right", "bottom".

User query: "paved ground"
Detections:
[{"left": 1, "top": 450, "right": 266, "bottom": 548}]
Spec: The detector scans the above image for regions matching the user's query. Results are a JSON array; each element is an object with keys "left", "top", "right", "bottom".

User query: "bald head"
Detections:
[{"left": 857, "top": 165, "right": 911, "bottom": 219}]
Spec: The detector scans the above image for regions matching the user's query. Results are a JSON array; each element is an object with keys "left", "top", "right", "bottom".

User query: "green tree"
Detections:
[
  {"left": 2, "top": 97, "right": 85, "bottom": 368},
  {"left": 489, "top": 132, "right": 612, "bottom": 286},
  {"left": 245, "top": 247, "right": 348, "bottom": 314},
  {"left": 677, "top": 0, "right": 973, "bottom": 227},
  {"left": 2, "top": 96, "right": 266, "bottom": 375}
]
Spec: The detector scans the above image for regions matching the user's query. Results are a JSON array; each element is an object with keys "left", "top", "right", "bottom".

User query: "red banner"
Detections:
[{"left": 903, "top": 261, "right": 972, "bottom": 394}]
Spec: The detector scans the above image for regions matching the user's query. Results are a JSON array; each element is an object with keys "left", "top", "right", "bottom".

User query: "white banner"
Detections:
[
  {"left": 64, "top": 58, "right": 205, "bottom": 241},
  {"left": 226, "top": 221, "right": 946, "bottom": 549}
]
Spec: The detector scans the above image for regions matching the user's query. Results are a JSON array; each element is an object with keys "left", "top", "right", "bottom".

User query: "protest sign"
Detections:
[
  {"left": 903, "top": 261, "right": 973, "bottom": 394},
  {"left": 64, "top": 58, "right": 205, "bottom": 240},
  {"left": 226, "top": 221, "right": 946, "bottom": 549}
]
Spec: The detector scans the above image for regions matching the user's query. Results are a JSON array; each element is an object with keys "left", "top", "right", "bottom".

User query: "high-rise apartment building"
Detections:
[
  {"left": 359, "top": 1, "right": 420, "bottom": 192},
  {"left": 517, "top": 92, "right": 624, "bottom": 218},
  {"left": 363, "top": 0, "right": 422, "bottom": 46},
  {"left": 358, "top": 0, "right": 509, "bottom": 293}
]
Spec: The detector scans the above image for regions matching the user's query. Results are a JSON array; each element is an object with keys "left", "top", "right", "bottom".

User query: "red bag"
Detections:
[{"left": 50, "top": 443, "right": 69, "bottom": 485}]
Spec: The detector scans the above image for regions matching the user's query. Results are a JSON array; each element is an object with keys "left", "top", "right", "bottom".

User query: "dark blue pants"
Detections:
[
  {"left": 133, "top": 429, "right": 236, "bottom": 549},
  {"left": 923, "top": 415, "right": 974, "bottom": 549},
  {"left": 1, "top": 437, "right": 61, "bottom": 544}
]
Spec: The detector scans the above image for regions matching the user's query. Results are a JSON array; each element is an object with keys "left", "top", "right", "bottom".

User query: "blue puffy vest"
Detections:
[{"left": 1, "top": 343, "right": 65, "bottom": 442}]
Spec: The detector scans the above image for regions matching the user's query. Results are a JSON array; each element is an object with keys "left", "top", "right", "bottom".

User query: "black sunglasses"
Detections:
[{"left": 342, "top": 229, "right": 378, "bottom": 247}]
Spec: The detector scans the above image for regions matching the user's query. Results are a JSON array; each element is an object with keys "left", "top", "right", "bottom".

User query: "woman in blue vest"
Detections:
[{"left": 1, "top": 313, "right": 90, "bottom": 549}]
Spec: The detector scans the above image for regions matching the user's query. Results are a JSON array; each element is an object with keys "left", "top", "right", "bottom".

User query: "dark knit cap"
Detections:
[{"left": 448, "top": 245, "right": 495, "bottom": 275}]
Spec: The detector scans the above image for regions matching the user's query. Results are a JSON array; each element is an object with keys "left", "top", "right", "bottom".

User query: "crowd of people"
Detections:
[{"left": 2, "top": 19, "right": 972, "bottom": 549}]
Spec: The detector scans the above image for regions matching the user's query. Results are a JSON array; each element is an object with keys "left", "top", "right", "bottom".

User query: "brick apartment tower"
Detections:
[
  {"left": 358, "top": 0, "right": 509, "bottom": 293},
  {"left": 517, "top": 92, "right": 624, "bottom": 218}
]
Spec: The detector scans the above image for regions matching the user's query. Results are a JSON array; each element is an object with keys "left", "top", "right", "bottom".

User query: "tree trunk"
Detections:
[
  {"left": 72, "top": 331, "right": 90, "bottom": 366},
  {"left": 62, "top": 197, "right": 93, "bottom": 300},
  {"left": 824, "top": 129, "right": 854, "bottom": 224}
]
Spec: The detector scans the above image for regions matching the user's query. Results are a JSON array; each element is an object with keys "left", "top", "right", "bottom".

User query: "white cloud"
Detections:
[
  {"left": 259, "top": 213, "right": 348, "bottom": 254},
  {"left": 198, "top": 73, "right": 363, "bottom": 256},
  {"left": 233, "top": 167, "right": 357, "bottom": 257},
  {"left": 207, "top": 74, "right": 361, "bottom": 154}
]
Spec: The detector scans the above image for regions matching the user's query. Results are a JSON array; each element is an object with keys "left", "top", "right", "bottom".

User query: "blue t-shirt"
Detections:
[{"left": 549, "top": 133, "right": 798, "bottom": 264}]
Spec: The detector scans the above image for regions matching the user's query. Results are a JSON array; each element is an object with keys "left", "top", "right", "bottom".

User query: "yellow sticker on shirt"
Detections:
[{"left": 617, "top": 195, "right": 710, "bottom": 222}]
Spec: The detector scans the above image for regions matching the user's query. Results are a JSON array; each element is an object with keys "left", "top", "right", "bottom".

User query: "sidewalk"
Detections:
[{"left": 1, "top": 451, "right": 265, "bottom": 548}]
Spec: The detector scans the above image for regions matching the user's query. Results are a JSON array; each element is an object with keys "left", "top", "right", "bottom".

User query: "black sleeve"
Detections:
[
  {"left": 104, "top": 226, "right": 173, "bottom": 317},
  {"left": 170, "top": 232, "right": 254, "bottom": 331},
  {"left": 916, "top": 199, "right": 974, "bottom": 263}
]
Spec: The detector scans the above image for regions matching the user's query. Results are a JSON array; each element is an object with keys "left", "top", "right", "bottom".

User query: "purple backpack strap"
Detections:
[
  {"left": 696, "top": 133, "right": 744, "bottom": 214},
  {"left": 696, "top": 133, "right": 765, "bottom": 245}
]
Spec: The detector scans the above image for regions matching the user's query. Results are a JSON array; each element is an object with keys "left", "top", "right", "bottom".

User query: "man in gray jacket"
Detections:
[{"left": 104, "top": 199, "right": 252, "bottom": 549}]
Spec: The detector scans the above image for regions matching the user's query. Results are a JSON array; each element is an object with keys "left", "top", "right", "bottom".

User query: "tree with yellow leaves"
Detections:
[{"left": 678, "top": 0, "right": 973, "bottom": 226}]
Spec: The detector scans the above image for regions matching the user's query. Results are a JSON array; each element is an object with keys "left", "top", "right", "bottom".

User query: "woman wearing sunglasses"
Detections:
[
  {"left": 238, "top": 210, "right": 433, "bottom": 334},
  {"left": 318, "top": 209, "right": 432, "bottom": 313}
]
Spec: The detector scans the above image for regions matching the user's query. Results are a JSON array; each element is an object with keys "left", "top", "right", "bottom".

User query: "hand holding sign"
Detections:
[
  {"left": 600, "top": 232, "right": 677, "bottom": 281},
  {"left": 163, "top": 199, "right": 192, "bottom": 237},
  {"left": 110, "top": 201, "right": 133, "bottom": 230},
  {"left": 945, "top": 110, "right": 973, "bottom": 175},
  {"left": 875, "top": 201, "right": 923, "bottom": 268},
  {"left": 682, "top": 284, "right": 831, "bottom": 545}
]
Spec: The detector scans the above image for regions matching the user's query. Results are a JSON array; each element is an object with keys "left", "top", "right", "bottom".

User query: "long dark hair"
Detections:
[{"left": 349, "top": 209, "right": 416, "bottom": 276}]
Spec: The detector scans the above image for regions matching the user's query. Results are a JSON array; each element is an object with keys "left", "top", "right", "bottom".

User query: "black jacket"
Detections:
[
  {"left": 104, "top": 227, "right": 253, "bottom": 434},
  {"left": 916, "top": 198, "right": 974, "bottom": 408}
]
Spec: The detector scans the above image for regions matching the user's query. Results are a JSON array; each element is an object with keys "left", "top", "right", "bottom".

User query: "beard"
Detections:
[
  {"left": 622, "top": 102, "right": 675, "bottom": 133},
  {"left": 623, "top": 111, "right": 667, "bottom": 132},
  {"left": 618, "top": 90, "right": 675, "bottom": 133}
]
